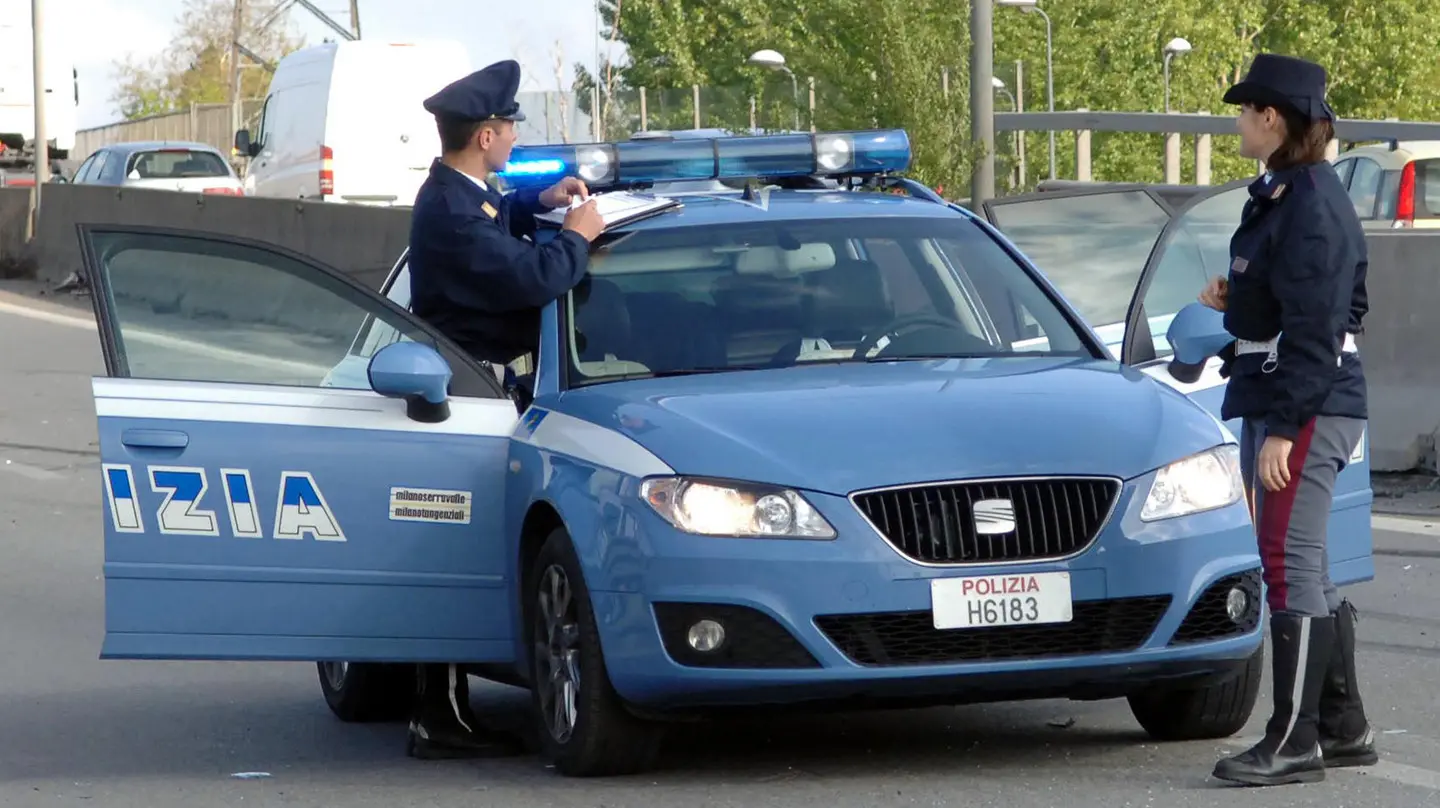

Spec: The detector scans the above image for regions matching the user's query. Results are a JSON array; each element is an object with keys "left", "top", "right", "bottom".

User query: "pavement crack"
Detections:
[
  {"left": 0, "top": 441, "right": 99, "bottom": 458},
  {"left": 1358, "top": 640, "right": 1440, "bottom": 659},
  {"left": 1361, "top": 610, "right": 1440, "bottom": 630},
  {"left": 1375, "top": 547, "right": 1440, "bottom": 560}
]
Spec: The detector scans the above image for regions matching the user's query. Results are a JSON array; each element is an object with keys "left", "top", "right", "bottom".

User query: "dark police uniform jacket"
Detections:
[
  {"left": 408, "top": 160, "right": 591, "bottom": 365},
  {"left": 1218, "top": 159, "right": 1368, "bottom": 439}
]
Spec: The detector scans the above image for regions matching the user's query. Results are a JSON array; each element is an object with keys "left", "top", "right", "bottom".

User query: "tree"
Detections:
[
  {"left": 110, "top": 0, "right": 305, "bottom": 120},
  {"left": 572, "top": 0, "right": 980, "bottom": 193},
  {"left": 574, "top": 0, "right": 1440, "bottom": 191}
]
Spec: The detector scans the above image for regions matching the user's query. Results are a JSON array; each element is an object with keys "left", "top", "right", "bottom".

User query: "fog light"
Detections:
[
  {"left": 686, "top": 619, "right": 725, "bottom": 652},
  {"left": 1226, "top": 587, "right": 1249, "bottom": 622}
]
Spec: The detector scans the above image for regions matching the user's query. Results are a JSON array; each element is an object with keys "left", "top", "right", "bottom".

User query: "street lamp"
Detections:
[
  {"left": 997, "top": 0, "right": 1054, "bottom": 179},
  {"left": 1163, "top": 37, "right": 1191, "bottom": 112},
  {"left": 992, "top": 76, "right": 1016, "bottom": 110},
  {"left": 748, "top": 48, "right": 800, "bottom": 131}
]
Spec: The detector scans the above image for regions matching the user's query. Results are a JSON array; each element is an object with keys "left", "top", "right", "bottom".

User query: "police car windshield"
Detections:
[{"left": 564, "top": 215, "right": 1096, "bottom": 385}]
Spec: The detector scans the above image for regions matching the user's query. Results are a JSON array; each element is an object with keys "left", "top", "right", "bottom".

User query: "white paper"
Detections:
[{"left": 536, "top": 190, "right": 679, "bottom": 228}]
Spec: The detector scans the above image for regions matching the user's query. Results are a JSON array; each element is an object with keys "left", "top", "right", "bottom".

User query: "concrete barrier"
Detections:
[
  {"left": 31, "top": 184, "right": 412, "bottom": 291},
  {"left": 1357, "top": 230, "right": 1440, "bottom": 472},
  {"left": 0, "top": 188, "right": 34, "bottom": 273}
]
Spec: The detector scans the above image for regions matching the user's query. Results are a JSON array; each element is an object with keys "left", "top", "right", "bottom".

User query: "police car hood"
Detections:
[{"left": 561, "top": 357, "right": 1230, "bottom": 494}]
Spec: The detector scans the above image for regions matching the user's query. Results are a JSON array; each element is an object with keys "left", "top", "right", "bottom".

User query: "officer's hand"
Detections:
[
  {"left": 563, "top": 197, "right": 605, "bottom": 242},
  {"left": 1199, "top": 276, "right": 1228, "bottom": 311},
  {"left": 541, "top": 176, "right": 590, "bottom": 209},
  {"left": 1258, "top": 435, "right": 1294, "bottom": 492}
]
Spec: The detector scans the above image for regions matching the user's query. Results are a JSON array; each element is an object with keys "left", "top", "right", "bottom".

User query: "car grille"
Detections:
[
  {"left": 850, "top": 477, "right": 1121, "bottom": 564},
  {"left": 814, "top": 595, "right": 1172, "bottom": 667}
]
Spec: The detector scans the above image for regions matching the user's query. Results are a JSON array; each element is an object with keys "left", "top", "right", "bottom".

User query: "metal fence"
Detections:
[
  {"left": 70, "top": 84, "right": 832, "bottom": 159},
  {"left": 74, "top": 101, "right": 268, "bottom": 160}
]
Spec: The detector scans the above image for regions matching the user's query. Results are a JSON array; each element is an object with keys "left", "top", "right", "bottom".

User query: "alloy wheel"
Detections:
[{"left": 534, "top": 563, "right": 582, "bottom": 743}]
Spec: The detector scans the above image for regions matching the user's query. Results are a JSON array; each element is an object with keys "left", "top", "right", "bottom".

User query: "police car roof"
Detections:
[{"left": 597, "top": 188, "right": 965, "bottom": 232}]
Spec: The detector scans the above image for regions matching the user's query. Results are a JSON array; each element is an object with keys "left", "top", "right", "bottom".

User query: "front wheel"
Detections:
[
  {"left": 527, "top": 527, "right": 664, "bottom": 776},
  {"left": 1127, "top": 643, "right": 1264, "bottom": 741}
]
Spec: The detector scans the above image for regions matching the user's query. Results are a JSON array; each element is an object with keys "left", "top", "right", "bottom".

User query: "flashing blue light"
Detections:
[
  {"left": 504, "top": 158, "right": 567, "bottom": 176},
  {"left": 496, "top": 128, "right": 911, "bottom": 190}
]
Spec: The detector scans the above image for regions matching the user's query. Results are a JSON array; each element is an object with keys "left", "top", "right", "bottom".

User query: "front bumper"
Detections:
[{"left": 587, "top": 477, "right": 1264, "bottom": 710}]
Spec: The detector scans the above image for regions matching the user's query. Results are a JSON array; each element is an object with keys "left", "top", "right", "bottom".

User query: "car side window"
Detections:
[
  {"left": 984, "top": 190, "right": 1172, "bottom": 330},
  {"left": 90, "top": 151, "right": 111, "bottom": 183},
  {"left": 86, "top": 231, "right": 501, "bottom": 399},
  {"left": 1346, "top": 157, "right": 1383, "bottom": 219},
  {"left": 1136, "top": 186, "right": 1249, "bottom": 358},
  {"left": 72, "top": 154, "right": 98, "bottom": 183},
  {"left": 1332, "top": 158, "right": 1354, "bottom": 188}
]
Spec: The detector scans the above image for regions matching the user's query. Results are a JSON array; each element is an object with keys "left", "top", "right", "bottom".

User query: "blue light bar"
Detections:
[{"left": 497, "top": 128, "right": 911, "bottom": 190}]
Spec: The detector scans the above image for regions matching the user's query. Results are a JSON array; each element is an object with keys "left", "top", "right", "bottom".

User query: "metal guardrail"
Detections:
[{"left": 995, "top": 111, "right": 1440, "bottom": 142}]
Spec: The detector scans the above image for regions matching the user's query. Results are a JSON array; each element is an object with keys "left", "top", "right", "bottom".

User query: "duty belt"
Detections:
[{"left": 1234, "top": 333, "right": 1359, "bottom": 373}]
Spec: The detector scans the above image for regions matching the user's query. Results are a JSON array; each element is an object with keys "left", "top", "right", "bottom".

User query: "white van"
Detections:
[
  {"left": 0, "top": 21, "right": 78, "bottom": 161},
  {"left": 235, "top": 39, "right": 472, "bottom": 206}
]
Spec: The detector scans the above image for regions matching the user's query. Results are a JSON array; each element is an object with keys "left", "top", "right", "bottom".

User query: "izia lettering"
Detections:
[{"left": 102, "top": 464, "right": 346, "bottom": 542}]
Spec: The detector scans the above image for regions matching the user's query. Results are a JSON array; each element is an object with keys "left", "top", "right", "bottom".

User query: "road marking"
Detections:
[
  {"left": 1373, "top": 515, "right": 1440, "bottom": 537},
  {"left": 0, "top": 296, "right": 96, "bottom": 331},
  {"left": 0, "top": 292, "right": 335, "bottom": 379},
  {"left": 1222, "top": 736, "right": 1440, "bottom": 790}
]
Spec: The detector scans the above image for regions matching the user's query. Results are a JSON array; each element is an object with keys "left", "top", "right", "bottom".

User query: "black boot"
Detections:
[
  {"left": 1213, "top": 613, "right": 1335, "bottom": 786},
  {"left": 405, "top": 664, "right": 524, "bottom": 760},
  {"left": 1318, "top": 600, "right": 1379, "bottom": 768}
]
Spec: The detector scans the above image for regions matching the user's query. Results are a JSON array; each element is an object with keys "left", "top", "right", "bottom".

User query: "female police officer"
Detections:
[{"left": 1198, "top": 53, "right": 1377, "bottom": 786}]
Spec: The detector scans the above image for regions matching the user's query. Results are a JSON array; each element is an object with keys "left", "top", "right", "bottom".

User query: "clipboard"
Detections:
[{"left": 536, "top": 190, "right": 682, "bottom": 231}]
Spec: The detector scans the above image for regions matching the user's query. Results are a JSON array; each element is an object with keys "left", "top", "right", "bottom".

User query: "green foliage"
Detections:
[
  {"left": 111, "top": 0, "right": 306, "bottom": 121},
  {"left": 576, "top": 0, "right": 1440, "bottom": 191}
]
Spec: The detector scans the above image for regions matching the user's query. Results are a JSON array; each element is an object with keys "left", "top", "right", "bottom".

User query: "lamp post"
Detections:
[
  {"left": 997, "top": 0, "right": 1054, "bottom": 179},
  {"left": 992, "top": 76, "right": 1015, "bottom": 110},
  {"left": 1163, "top": 37, "right": 1191, "bottom": 112},
  {"left": 31, "top": 0, "right": 49, "bottom": 217},
  {"left": 747, "top": 48, "right": 799, "bottom": 131}
]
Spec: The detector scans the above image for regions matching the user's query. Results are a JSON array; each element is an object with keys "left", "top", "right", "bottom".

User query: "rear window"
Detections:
[{"left": 125, "top": 150, "right": 231, "bottom": 180}]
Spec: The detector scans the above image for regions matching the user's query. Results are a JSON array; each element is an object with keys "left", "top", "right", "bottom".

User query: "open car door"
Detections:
[
  {"left": 81, "top": 225, "right": 523, "bottom": 662},
  {"left": 1115, "top": 183, "right": 1375, "bottom": 587},
  {"left": 982, "top": 185, "right": 1177, "bottom": 356}
]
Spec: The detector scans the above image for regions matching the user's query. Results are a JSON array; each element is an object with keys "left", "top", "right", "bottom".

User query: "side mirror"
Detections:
[
  {"left": 234, "top": 129, "right": 256, "bottom": 158},
  {"left": 368, "top": 341, "right": 452, "bottom": 423},
  {"left": 1165, "top": 302, "right": 1231, "bottom": 383}
]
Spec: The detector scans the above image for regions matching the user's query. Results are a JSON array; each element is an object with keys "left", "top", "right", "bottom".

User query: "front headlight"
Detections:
[
  {"left": 1140, "top": 444, "right": 1245, "bottom": 522},
  {"left": 639, "top": 477, "right": 837, "bottom": 539}
]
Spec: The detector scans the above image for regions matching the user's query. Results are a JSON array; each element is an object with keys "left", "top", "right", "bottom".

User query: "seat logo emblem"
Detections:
[{"left": 972, "top": 498, "right": 1016, "bottom": 535}]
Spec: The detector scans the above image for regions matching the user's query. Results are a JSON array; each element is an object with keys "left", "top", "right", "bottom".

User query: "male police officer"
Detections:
[
  {"left": 410, "top": 59, "right": 604, "bottom": 392},
  {"left": 402, "top": 60, "right": 603, "bottom": 761}
]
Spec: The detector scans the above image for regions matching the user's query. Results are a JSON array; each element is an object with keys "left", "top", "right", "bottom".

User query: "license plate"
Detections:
[{"left": 931, "top": 572, "right": 1073, "bottom": 630}]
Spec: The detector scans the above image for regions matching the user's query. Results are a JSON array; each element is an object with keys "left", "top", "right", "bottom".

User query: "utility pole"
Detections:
[
  {"left": 349, "top": 0, "right": 361, "bottom": 37},
  {"left": 229, "top": 0, "right": 246, "bottom": 137},
  {"left": 969, "top": 0, "right": 995, "bottom": 211},
  {"left": 31, "top": 0, "right": 48, "bottom": 220}
]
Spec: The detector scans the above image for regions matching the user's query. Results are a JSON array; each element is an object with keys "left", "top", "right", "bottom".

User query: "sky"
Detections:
[{"left": 44, "top": 0, "right": 610, "bottom": 129}]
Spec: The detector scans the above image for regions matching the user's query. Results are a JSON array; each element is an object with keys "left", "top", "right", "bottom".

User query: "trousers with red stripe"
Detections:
[{"left": 1212, "top": 415, "right": 1377, "bottom": 785}]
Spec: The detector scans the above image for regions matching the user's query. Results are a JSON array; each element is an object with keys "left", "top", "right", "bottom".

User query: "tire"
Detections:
[
  {"left": 316, "top": 661, "right": 416, "bottom": 723},
  {"left": 526, "top": 527, "right": 664, "bottom": 776},
  {"left": 1127, "top": 643, "right": 1265, "bottom": 741}
]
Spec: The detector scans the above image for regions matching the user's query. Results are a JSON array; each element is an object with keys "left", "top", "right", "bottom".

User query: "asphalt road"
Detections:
[{"left": 3, "top": 289, "right": 1440, "bottom": 807}]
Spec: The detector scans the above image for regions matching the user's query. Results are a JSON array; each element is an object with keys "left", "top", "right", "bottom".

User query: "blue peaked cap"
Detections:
[{"left": 423, "top": 59, "right": 527, "bottom": 123}]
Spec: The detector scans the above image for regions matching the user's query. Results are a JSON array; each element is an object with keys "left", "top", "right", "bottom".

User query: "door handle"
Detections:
[{"left": 121, "top": 429, "right": 189, "bottom": 450}]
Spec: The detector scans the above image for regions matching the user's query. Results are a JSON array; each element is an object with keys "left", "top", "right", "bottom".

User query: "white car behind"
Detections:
[{"left": 69, "top": 141, "right": 245, "bottom": 195}]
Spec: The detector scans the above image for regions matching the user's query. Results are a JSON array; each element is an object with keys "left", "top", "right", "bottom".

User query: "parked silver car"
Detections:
[{"left": 70, "top": 141, "right": 245, "bottom": 195}]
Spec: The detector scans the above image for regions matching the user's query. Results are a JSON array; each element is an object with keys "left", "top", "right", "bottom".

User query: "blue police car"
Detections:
[{"left": 80, "top": 127, "right": 1373, "bottom": 777}]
